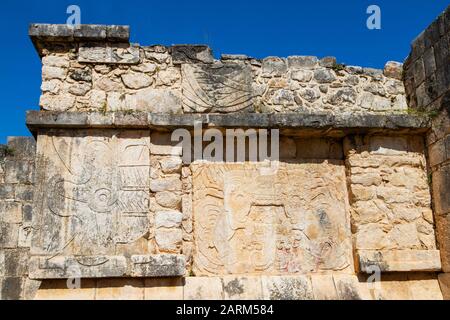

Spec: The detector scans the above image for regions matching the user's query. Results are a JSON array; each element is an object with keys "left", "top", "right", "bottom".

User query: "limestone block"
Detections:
[
  {"left": 333, "top": 274, "right": 371, "bottom": 300},
  {"left": 0, "top": 222, "right": 19, "bottom": 248},
  {"left": 222, "top": 276, "right": 263, "bottom": 300},
  {"left": 96, "top": 278, "right": 144, "bottom": 300},
  {"left": 42, "top": 55, "right": 70, "bottom": 68},
  {"left": 191, "top": 162, "right": 353, "bottom": 276},
  {"left": 150, "top": 177, "right": 182, "bottom": 192},
  {"left": 42, "top": 66, "right": 67, "bottom": 80},
  {"left": 144, "top": 278, "right": 183, "bottom": 300},
  {"left": 407, "top": 276, "right": 443, "bottom": 300},
  {"left": 0, "top": 201, "right": 22, "bottom": 223},
  {"left": 155, "top": 210, "right": 182, "bottom": 228},
  {"left": 383, "top": 61, "right": 403, "bottom": 80},
  {"left": 155, "top": 192, "right": 181, "bottom": 209},
  {"left": 78, "top": 43, "right": 140, "bottom": 64},
  {"left": 370, "top": 274, "right": 412, "bottom": 300},
  {"left": 155, "top": 229, "right": 182, "bottom": 252},
  {"left": 262, "top": 57, "right": 287, "bottom": 77},
  {"left": 130, "top": 255, "right": 185, "bottom": 277},
  {"left": 1, "top": 277, "right": 23, "bottom": 300},
  {"left": 160, "top": 157, "right": 182, "bottom": 174},
  {"left": 181, "top": 62, "right": 253, "bottom": 113},
  {"left": 29, "top": 256, "right": 128, "bottom": 279},
  {"left": 4, "top": 160, "right": 34, "bottom": 184},
  {"left": 121, "top": 72, "right": 153, "bottom": 89},
  {"left": 150, "top": 132, "right": 183, "bottom": 156},
  {"left": 358, "top": 250, "right": 442, "bottom": 272},
  {"left": 432, "top": 164, "right": 450, "bottom": 215},
  {"left": 261, "top": 276, "right": 314, "bottom": 300},
  {"left": 34, "top": 279, "right": 96, "bottom": 300},
  {"left": 171, "top": 45, "right": 213, "bottom": 64},
  {"left": 288, "top": 56, "right": 318, "bottom": 69},
  {"left": 310, "top": 275, "right": 338, "bottom": 300},
  {"left": 314, "top": 68, "right": 336, "bottom": 83},
  {"left": 184, "top": 277, "right": 223, "bottom": 300}
]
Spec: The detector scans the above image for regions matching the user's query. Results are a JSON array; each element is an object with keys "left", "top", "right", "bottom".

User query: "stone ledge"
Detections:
[
  {"left": 26, "top": 111, "right": 431, "bottom": 133},
  {"left": 29, "top": 254, "right": 185, "bottom": 279},
  {"left": 358, "top": 250, "right": 442, "bottom": 273}
]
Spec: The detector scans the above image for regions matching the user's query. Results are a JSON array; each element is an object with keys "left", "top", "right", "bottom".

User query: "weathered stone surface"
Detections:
[
  {"left": 384, "top": 61, "right": 403, "bottom": 80},
  {"left": 358, "top": 250, "right": 441, "bottom": 272},
  {"left": 79, "top": 43, "right": 140, "bottom": 64},
  {"left": 438, "top": 273, "right": 450, "bottom": 299},
  {"left": 184, "top": 277, "right": 223, "bottom": 300},
  {"left": 124, "top": 89, "right": 182, "bottom": 114},
  {"left": 181, "top": 62, "right": 253, "bottom": 113},
  {"left": 30, "top": 130, "right": 153, "bottom": 278},
  {"left": 192, "top": 162, "right": 353, "bottom": 275},
  {"left": 261, "top": 276, "right": 314, "bottom": 300},
  {"left": 96, "top": 278, "right": 144, "bottom": 300},
  {"left": 155, "top": 210, "right": 182, "bottom": 228},
  {"left": 131, "top": 254, "right": 185, "bottom": 277},
  {"left": 310, "top": 275, "right": 338, "bottom": 300},
  {"left": 144, "top": 277, "right": 183, "bottom": 300},
  {"left": 287, "top": 56, "right": 318, "bottom": 69},
  {"left": 34, "top": 279, "right": 96, "bottom": 300},
  {"left": 222, "top": 276, "right": 264, "bottom": 300},
  {"left": 171, "top": 45, "right": 213, "bottom": 64}
]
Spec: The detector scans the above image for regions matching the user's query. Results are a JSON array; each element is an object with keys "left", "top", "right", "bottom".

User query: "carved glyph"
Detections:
[
  {"left": 191, "top": 162, "right": 353, "bottom": 276},
  {"left": 181, "top": 62, "right": 253, "bottom": 113}
]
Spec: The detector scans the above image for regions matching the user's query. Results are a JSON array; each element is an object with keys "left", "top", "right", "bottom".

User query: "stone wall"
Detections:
[
  {"left": 31, "top": 24, "right": 406, "bottom": 115},
  {"left": 0, "top": 137, "right": 40, "bottom": 299},
  {"left": 403, "top": 5, "right": 450, "bottom": 298},
  {"left": 0, "top": 8, "right": 449, "bottom": 299}
]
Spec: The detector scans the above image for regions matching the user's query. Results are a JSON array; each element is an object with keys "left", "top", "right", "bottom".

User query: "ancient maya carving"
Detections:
[
  {"left": 192, "top": 162, "right": 353, "bottom": 276},
  {"left": 30, "top": 130, "right": 153, "bottom": 277}
]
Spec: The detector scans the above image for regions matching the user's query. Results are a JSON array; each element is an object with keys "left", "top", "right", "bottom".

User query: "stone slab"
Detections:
[
  {"left": 144, "top": 278, "right": 183, "bottom": 300},
  {"left": 131, "top": 254, "right": 185, "bottom": 277},
  {"left": 26, "top": 111, "right": 431, "bottom": 136},
  {"left": 358, "top": 250, "right": 442, "bottom": 272}
]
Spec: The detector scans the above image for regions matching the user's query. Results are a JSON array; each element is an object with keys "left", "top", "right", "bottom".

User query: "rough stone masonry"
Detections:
[{"left": 0, "top": 5, "right": 449, "bottom": 300}]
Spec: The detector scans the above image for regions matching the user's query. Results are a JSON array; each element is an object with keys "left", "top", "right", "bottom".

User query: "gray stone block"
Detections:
[
  {"left": 0, "top": 184, "right": 14, "bottom": 199},
  {"left": 6, "top": 137, "right": 36, "bottom": 160},
  {"left": 74, "top": 25, "right": 107, "bottom": 40},
  {"left": 171, "top": 45, "right": 213, "bottom": 64},
  {"left": 4, "top": 160, "right": 33, "bottom": 184},
  {"left": 131, "top": 254, "right": 185, "bottom": 277},
  {"left": 0, "top": 223, "right": 19, "bottom": 248},
  {"left": 1, "top": 277, "right": 23, "bottom": 300}
]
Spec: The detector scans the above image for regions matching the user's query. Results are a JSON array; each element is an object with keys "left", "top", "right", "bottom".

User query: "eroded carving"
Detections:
[
  {"left": 191, "top": 162, "right": 353, "bottom": 275},
  {"left": 181, "top": 62, "right": 253, "bottom": 113}
]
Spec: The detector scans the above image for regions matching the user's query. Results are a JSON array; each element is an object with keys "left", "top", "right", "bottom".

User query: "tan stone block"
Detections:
[
  {"left": 261, "top": 276, "right": 314, "bottom": 300},
  {"left": 438, "top": 273, "right": 450, "bottom": 300},
  {"left": 311, "top": 275, "right": 338, "bottom": 300},
  {"left": 435, "top": 214, "right": 450, "bottom": 272},
  {"left": 34, "top": 279, "right": 96, "bottom": 300},
  {"left": 431, "top": 164, "right": 450, "bottom": 215},
  {"left": 184, "top": 277, "right": 223, "bottom": 300},
  {"left": 0, "top": 201, "right": 22, "bottom": 223},
  {"left": 150, "top": 132, "right": 183, "bottom": 156},
  {"left": 370, "top": 274, "right": 412, "bottom": 300},
  {"left": 429, "top": 138, "right": 447, "bottom": 167},
  {"left": 144, "top": 277, "right": 183, "bottom": 300},
  {"left": 355, "top": 224, "right": 389, "bottom": 250},
  {"left": 222, "top": 276, "right": 263, "bottom": 300},
  {"left": 96, "top": 278, "right": 144, "bottom": 300},
  {"left": 279, "top": 137, "right": 296, "bottom": 159},
  {"left": 358, "top": 250, "right": 441, "bottom": 272},
  {"left": 369, "top": 136, "right": 408, "bottom": 155}
]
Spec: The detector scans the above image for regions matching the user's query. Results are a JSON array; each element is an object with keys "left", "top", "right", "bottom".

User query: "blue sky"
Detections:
[{"left": 0, "top": 0, "right": 448, "bottom": 143}]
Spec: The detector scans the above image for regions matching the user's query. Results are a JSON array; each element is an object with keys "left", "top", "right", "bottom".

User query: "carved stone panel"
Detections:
[
  {"left": 191, "top": 162, "right": 353, "bottom": 276},
  {"left": 29, "top": 130, "right": 184, "bottom": 278},
  {"left": 181, "top": 62, "right": 254, "bottom": 113}
]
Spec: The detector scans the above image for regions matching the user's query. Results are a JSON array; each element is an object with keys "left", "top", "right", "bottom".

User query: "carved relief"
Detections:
[
  {"left": 191, "top": 162, "right": 353, "bottom": 276},
  {"left": 181, "top": 62, "right": 254, "bottom": 113},
  {"left": 29, "top": 130, "right": 165, "bottom": 278}
]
